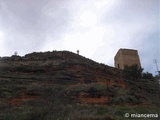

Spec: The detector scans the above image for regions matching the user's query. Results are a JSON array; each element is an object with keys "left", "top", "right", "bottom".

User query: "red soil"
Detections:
[
  {"left": 80, "top": 97, "right": 109, "bottom": 104},
  {"left": 4, "top": 95, "right": 38, "bottom": 105}
]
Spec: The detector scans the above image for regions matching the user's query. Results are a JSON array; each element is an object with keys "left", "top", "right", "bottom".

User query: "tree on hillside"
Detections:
[
  {"left": 124, "top": 64, "right": 143, "bottom": 81},
  {"left": 142, "top": 72, "right": 153, "bottom": 79}
]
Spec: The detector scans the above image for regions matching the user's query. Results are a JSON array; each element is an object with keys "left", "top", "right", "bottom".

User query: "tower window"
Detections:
[{"left": 118, "top": 64, "right": 120, "bottom": 68}]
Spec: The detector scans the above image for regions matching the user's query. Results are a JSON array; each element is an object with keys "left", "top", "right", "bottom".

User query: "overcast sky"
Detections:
[{"left": 0, "top": 0, "right": 159, "bottom": 75}]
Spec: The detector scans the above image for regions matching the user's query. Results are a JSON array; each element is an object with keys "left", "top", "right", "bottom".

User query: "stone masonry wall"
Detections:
[{"left": 114, "top": 49, "right": 141, "bottom": 69}]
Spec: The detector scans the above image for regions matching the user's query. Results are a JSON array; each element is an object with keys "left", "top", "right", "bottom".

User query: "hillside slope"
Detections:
[
  {"left": 0, "top": 51, "right": 160, "bottom": 120},
  {"left": 0, "top": 51, "right": 122, "bottom": 83}
]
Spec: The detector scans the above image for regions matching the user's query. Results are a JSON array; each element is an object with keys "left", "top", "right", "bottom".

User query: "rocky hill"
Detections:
[
  {"left": 0, "top": 51, "right": 160, "bottom": 120},
  {"left": 0, "top": 51, "right": 125, "bottom": 86}
]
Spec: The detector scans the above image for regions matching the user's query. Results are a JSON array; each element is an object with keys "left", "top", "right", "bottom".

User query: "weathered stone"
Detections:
[{"left": 114, "top": 48, "right": 141, "bottom": 69}]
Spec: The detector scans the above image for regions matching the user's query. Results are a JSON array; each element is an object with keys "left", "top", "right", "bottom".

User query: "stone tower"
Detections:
[{"left": 114, "top": 48, "right": 141, "bottom": 69}]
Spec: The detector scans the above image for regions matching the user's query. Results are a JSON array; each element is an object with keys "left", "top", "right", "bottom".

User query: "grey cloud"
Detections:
[{"left": 0, "top": 0, "right": 72, "bottom": 55}]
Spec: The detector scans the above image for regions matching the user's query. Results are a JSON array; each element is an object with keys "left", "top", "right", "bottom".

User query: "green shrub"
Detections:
[
  {"left": 142, "top": 72, "right": 153, "bottom": 79},
  {"left": 124, "top": 64, "right": 143, "bottom": 80}
]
